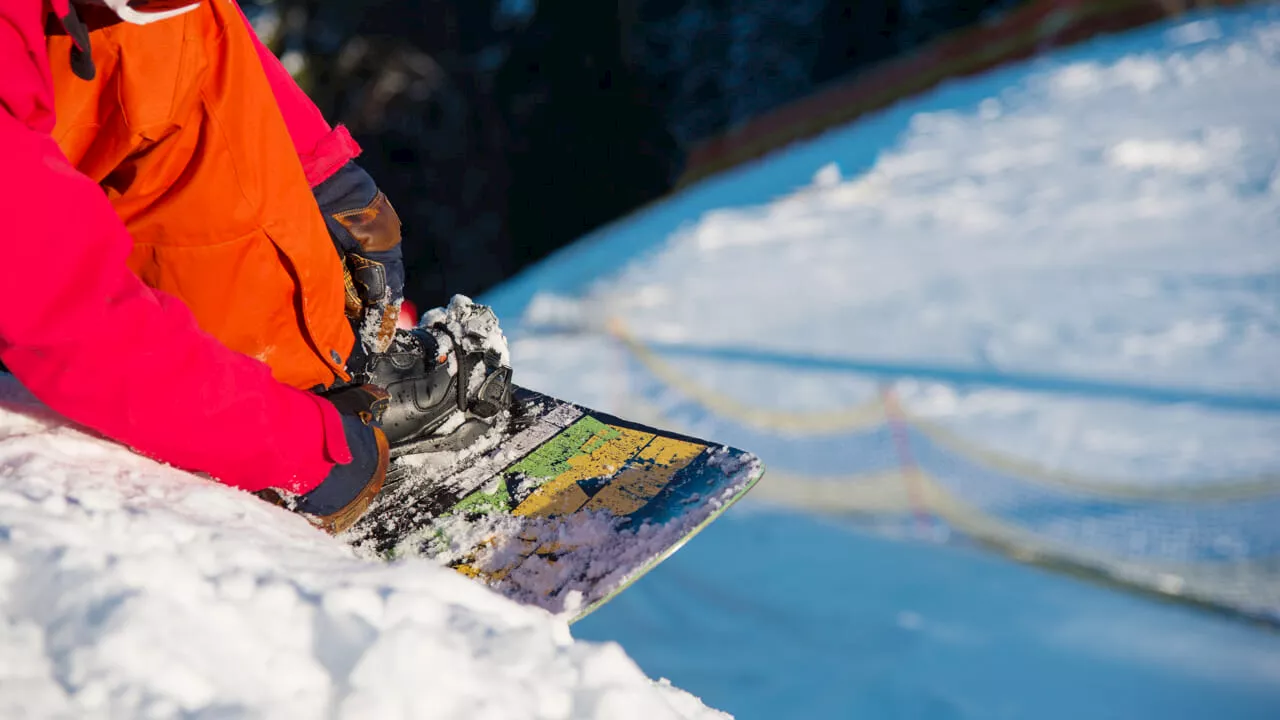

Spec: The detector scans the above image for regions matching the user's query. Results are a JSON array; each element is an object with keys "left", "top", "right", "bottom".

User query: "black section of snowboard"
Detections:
[{"left": 347, "top": 385, "right": 557, "bottom": 555}]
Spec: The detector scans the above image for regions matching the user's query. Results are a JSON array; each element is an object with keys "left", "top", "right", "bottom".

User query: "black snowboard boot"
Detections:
[{"left": 349, "top": 296, "right": 513, "bottom": 456}]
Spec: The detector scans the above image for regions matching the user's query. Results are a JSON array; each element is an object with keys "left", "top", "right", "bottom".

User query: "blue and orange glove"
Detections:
[
  {"left": 313, "top": 161, "right": 405, "bottom": 354},
  {"left": 258, "top": 384, "right": 390, "bottom": 534}
]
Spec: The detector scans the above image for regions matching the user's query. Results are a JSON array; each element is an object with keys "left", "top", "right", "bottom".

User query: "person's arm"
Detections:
[
  {"left": 238, "top": 3, "right": 361, "bottom": 187},
  {"left": 0, "top": 1, "right": 348, "bottom": 494},
  {"left": 236, "top": 4, "right": 405, "bottom": 353}
]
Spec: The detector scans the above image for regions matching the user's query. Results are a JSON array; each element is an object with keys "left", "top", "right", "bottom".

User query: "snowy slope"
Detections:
[
  {"left": 488, "top": 6, "right": 1280, "bottom": 719},
  {"left": 508, "top": 9, "right": 1280, "bottom": 616},
  {"left": 510, "top": 11, "right": 1280, "bottom": 483},
  {"left": 0, "top": 377, "right": 725, "bottom": 719},
  {"left": 579, "top": 509, "right": 1280, "bottom": 720}
]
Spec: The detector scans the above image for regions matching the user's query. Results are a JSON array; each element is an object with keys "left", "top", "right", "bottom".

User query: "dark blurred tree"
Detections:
[
  {"left": 892, "top": 1, "right": 1026, "bottom": 48},
  {"left": 238, "top": 0, "right": 1030, "bottom": 307},
  {"left": 494, "top": 2, "right": 682, "bottom": 267},
  {"left": 244, "top": 0, "right": 515, "bottom": 305},
  {"left": 619, "top": 0, "right": 827, "bottom": 144},
  {"left": 812, "top": 0, "right": 903, "bottom": 84},
  {"left": 244, "top": 0, "right": 682, "bottom": 308}
]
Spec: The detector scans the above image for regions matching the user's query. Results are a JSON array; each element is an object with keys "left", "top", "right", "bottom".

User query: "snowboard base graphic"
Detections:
[{"left": 345, "top": 386, "right": 764, "bottom": 622}]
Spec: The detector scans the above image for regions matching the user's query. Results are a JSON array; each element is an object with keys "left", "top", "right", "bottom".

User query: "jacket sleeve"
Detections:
[
  {"left": 0, "top": 1, "right": 348, "bottom": 494},
  {"left": 238, "top": 3, "right": 362, "bottom": 187}
]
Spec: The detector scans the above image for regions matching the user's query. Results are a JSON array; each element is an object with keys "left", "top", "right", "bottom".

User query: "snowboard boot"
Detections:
[{"left": 350, "top": 296, "right": 513, "bottom": 456}]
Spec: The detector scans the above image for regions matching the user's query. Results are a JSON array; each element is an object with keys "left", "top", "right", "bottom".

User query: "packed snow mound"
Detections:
[{"left": 0, "top": 377, "right": 726, "bottom": 719}]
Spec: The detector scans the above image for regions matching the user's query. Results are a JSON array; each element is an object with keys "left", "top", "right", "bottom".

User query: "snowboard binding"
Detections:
[{"left": 349, "top": 297, "right": 513, "bottom": 457}]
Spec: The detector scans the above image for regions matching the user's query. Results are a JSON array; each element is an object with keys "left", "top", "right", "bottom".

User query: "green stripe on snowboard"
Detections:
[{"left": 506, "top": 416, "right": 621, "bottom": 481}]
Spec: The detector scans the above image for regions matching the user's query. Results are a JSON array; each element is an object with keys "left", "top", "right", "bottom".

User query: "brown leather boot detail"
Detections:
[{"left": 311, "top": 427, "right": 390, "bottom": 535}]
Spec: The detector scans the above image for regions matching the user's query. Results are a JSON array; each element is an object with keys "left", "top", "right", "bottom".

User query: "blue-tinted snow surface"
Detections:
[
  {"left": 483, "top": 5, "right": 1280, "bottom": 718},
  {"left": 577, "top": 509, "right": 1280, "bottom": 720}
]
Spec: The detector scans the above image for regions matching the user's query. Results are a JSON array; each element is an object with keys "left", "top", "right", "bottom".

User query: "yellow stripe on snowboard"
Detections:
[{"left": 513, "top": 425, "right": 706, "bottom": 519}]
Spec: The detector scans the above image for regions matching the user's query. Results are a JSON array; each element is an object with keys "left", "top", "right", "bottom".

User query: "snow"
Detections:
[
  {"left": 357, "top": 298, "right": 403, "bottom": 352},
  {"left": 511, "top": 13, "right": 1280, "bottom": 490},
  {"left": 0, "top": 378, "right": 725, "bottom": 719},
  {"left": 421, "top": 294, "right": 512, "bottom": 370},
  {"left": 498, "top": 9, "right": 1280, "bottom": 717},
  {"left": 8, "top": 7, "right": 1280, "bottom": 719},
  {"left": 611, "top": 44, "right": 1279, "bottom": 386}
]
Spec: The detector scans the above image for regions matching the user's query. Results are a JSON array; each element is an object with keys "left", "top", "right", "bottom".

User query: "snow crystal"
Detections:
[
  {"left": 1166, "top": 19, "right": 1224, "bottom": 47},
  {"left": 811, "top": 162, "right": 842, "bottom": 188},
  {"left": 357, "top": 298, "right": 403, "bottom": 352},
  {"left": 422, "top": 294, "right": 512, "bottom": 369}
]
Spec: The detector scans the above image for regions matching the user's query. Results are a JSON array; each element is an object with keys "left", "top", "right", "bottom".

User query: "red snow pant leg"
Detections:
[{"left": 47, "top": 1, "right": 353, "bottom": 391}]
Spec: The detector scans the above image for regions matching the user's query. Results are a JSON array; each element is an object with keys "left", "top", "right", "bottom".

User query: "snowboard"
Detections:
[{"left": 344, "top": 385, "right": 764, "bottom": 622}]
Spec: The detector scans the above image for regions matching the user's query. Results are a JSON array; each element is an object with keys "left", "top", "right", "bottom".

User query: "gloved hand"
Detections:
[
  {"left": 313, "top": 161, "right": 404, "bottom": 354},
  {"left": 258, "top": 384, "right": 390, "bottom": 534}
]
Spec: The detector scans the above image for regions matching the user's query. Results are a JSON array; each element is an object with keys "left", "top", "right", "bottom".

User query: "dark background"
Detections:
[{"left": 242, "top": 0, "right": 1023, "bottom": 309}]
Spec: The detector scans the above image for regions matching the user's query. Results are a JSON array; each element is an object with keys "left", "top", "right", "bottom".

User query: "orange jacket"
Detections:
[
  {"left": 1, "top": 0, "right": 357, "bottom": 493},
  {"left": 49, "top": 0, "right": 359, "bottom": 390}
]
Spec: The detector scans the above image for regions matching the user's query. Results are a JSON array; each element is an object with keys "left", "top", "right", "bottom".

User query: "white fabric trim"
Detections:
[{"left": 86, "top": 0, "right": 199, "bottom": 25}]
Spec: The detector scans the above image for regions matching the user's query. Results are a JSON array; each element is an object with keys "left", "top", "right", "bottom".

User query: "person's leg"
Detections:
[{"left": 47, "top": 2, "right": 353, "bottom": 391}]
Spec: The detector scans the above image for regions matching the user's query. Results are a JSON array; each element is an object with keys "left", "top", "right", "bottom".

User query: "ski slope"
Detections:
[
  {"left": 0, "top": 378, "right": 725, "bottom": 719},
  {"left": 487, "top": 6, "right": 1280, "bottom": 719}
]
